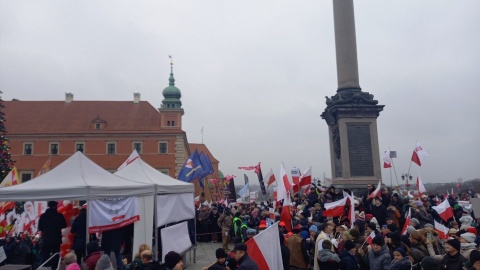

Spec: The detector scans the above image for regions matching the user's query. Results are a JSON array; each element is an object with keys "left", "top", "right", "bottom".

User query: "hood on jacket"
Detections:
[{"left": 318, "top": 248, "right": 341, "bottom": 263}]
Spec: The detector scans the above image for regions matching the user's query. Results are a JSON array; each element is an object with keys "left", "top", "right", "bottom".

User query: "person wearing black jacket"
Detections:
[
  {"left": 441, "top": 238, "right": 467, "bottom": 270},
  {"left": 339, "top": 240, "right": 359, "bottom": 270},
  {"left": 38, "top": 201, "right": 67, "bottom": 267},
  {"left": 371, "top": 197, "right": 388, "bottom": 226},
  {"left": 232, "top": 243, "right": 259, "bottom": 270},
  {"left": 70, "top": 208, "right": 87, "bottom": 264}
]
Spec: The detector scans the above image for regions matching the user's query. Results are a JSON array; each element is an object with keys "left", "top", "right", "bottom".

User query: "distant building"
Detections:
[{"left": 4, "top": 67, "right": 219, "bottom": 197}]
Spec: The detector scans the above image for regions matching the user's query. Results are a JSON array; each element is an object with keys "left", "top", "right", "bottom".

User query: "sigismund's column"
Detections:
[{"left": 321, "top": 0, "right": 385, "bottom": 189}]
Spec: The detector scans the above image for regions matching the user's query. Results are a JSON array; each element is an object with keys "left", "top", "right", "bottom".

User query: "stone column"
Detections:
[{"left": 333, "top": 0, "right": 360, "bottom": 91}]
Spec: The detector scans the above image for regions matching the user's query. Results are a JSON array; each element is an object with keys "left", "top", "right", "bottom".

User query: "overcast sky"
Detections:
[{"left": 1, "top": 1, "right": 479, "bottom": 188}]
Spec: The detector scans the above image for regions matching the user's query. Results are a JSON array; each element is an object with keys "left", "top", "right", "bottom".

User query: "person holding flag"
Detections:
[{"left": 357, "top": 236, "right": 392, "bottom": 270}]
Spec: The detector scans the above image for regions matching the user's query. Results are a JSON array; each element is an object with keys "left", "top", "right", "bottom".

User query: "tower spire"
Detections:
[{"left": 168, "top": 55, "right": 175, "bottom": 86}]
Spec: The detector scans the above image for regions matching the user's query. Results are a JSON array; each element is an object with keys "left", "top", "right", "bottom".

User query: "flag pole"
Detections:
[{"left": 391, "top": 159, "right": 400, "bottom": 187}]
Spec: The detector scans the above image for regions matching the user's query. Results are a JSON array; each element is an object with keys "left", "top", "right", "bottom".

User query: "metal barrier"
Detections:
[{"left": 36, "top": 252, "right": 60, "bottom": 270}]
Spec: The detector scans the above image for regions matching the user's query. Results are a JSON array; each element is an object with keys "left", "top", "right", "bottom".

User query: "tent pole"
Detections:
[{"left": 154, "top": 190, "right": 159, "bottom": 261}]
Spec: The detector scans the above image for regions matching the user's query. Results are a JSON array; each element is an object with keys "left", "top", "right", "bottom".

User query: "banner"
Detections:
[{"left": 89, "top": 197, "right": 139, "bottom": 233}]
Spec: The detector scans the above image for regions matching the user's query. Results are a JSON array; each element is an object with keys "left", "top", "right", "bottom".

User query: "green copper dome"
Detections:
[{"left": 161, "top": 68, "right": 182, "bottom": 109}]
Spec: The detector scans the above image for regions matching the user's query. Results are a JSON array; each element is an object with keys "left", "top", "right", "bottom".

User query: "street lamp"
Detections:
[{"left": 401, "top": 173, "right": 413, "bottom": 191}]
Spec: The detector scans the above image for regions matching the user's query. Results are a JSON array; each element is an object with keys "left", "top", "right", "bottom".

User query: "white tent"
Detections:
[
  {"left": 0, "top": 152, "right": 155, "bottom": 201},
  {"left": 114, "top": 158, "right": 195, "bottom": 261}
]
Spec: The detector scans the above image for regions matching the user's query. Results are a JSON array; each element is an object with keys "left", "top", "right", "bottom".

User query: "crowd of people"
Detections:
[{"left": 198, "top": 183, "right": 480, "bottom": 270}]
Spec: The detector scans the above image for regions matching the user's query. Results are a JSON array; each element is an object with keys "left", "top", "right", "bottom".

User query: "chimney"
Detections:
[
  {"left": 133, "top": 92, "right": 140, "bottom": 104},
  {"left": 65, "top": 93, "right": 74, "bottom": 103}
]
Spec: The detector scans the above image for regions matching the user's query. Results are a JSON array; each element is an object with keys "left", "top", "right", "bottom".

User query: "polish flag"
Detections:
[
  {"left": 432, "top": 199, "right": 454, "bottom": 222},
  {"left": 299, "top": 166, "right": 312, "bottom": 188},
  {"left": 382, "top": 149, "right": 392, "bottom": 168},
  {"left": 277, "top": 163, "right": 292, "bottom": 202},
  {"left": 265, "top": 168, "right": 276, "bottom": 189},
  {"left": 416, "top": 176, "right": 427, "bottom": 197},
  {"left": 323, "top": 196, "right": 348, "bottom": 217},
  {"left": 434, "top": 220, "right": 449, "bottom": 239},
  {"left": 367, "top": 180, "right": 382, "bottom": 200},
  {"left": 245, "top": 222, "right": 283, "bottom": 270},
  {"left": 280, "top": 194, "right": 292, "bottom": 232},
  {"left": 117, "top": 150, "right": 140, "bottom": 170},
  {"left": 411, "top": 141, "right": 428, "bottom": 166},
  {"left": 365, "top": 231, "right": 376, "bottom": 245},
  {"left": 401, "top": 208, "right": 411, "bottom": 235}
]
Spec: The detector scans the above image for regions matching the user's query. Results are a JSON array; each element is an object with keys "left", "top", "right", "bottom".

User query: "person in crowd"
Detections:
[
  {"left": 232, "top": 212, "right": 243, "bottom": 244},
  {"left": 70, "top": 208, "right": 87, "bottom": 264},
  {"left": 202, "top": 248, "right": 227, "bottom": 270},
  {"left": 460, "top": 232, "right": 477, "bottom": 260},
  {"left": 469, "top": 250, "right": 480, "bottom": 270},
  {"left": 317, "top": 240, "right": 340, "bottom": 270},
  {"left": 313, "top": 222, "right": 334, "bottom": 270},
  {"left": 388, "top": 248, "right": 411, "bottom": 270},
  {"left": 440, "top": 238, "right": 467, "bottom": 270},
  {"left": 198, "top": 205, "right": 211, "bottom": 243},
  {"left": 286, "top": 225, "right": 310, "bottom": 270},
  {"left": 239, "top": 215, "right": 250, "bottom": 243},
  {"left": 84, "top": 241, "right": 103, "bottom": 270},
  {"left": 225, "top": 257, "right": 237, "bottom": 270},
  {"left": 64, "top": 252, "right": 81, "bottom": 270},
  {"left": 209, "top": 207, "right": 221, "bottom": 243},
  {"left": 38, "top": 200, "right": 68, "bottom": 267},
  {"left": 13, "top": 236, "right": 31, "bottom": 265},
  {"left": 358, "top": 236, "right": 392, "bottom": 270},
  {"left": 232, "top": 243, "right": 259, "bottom": 270},
  {"left": 100, "top": 227, "right": 124, "bottom": 270},
  {"left": 217, "top": 208, "right": 233, "bottom": 252},
  {"left": 279, "top": 232, "right": 290, "bottom": 270},
  {"left": 163, "top": 251, "right": 183, "bottom": 270},
  {"left": 339, "top": 240, "right": 358, "bottom": 270},
  {"left": 371, "top": 197, "right": 388, "bottom": 226},
  {"left": 124, "top": 244, "right": 150, "bottom": 270},
  {"left": 95, "top": 254, "right": 114, "bottom": 270},
  {"left": 140, "top": 250, "right": 160, "bottom": 270},
  {"left": 420, "top": 256, "right": 440, "bottom": 270}
]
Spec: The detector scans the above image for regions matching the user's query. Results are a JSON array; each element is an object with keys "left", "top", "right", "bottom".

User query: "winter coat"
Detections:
[
  {"left": 38, "top": 207, "right": 67, "bottom": 247},
  {"left": 208, "top": 261, "right": 226, "bottom": 270},
  {"left": 280, "top": 242, "right": 291, "bottom": 270},
  {"left": 388, "top": 257, "right": 411, "bottom": 270},
  {"left": 440, "top": 252, "right": 467, "bottom": 270},
  {"left": 318, "top": 248, "right": 341, "bottom": 270},
  {"left": 339, "top": 250, "right": 358, "bottom": 270},
  {"left": 70, "top": 211, "right": 87, "bottom": 250},
  {"left": 362, "top": 246, "right": 392, "bottom": 270},
  {"left": 66, "top": 263, "right": 81, "bottom": 270},
  {"left": 371, "top": 204, "right": 388, "bottom": 226},
  {"left": 100, "top": 228, "right": 123, "bottom": 253},
  {"left": 286, "top": 234, "right": 309, "bottom": 269},
  {"left": 84, "top": 251, "right": 103, "bottom": 270},
  {"left": 236, "top": 254, "right": 259, "bottom": 270},
  {"left": 460, "top": 242, "right": 476, "bottom": 261},
  {"left": 142, "top": 261, "right": 161, "bottom": 270},
  {"left": 460, "top": 215, "right": 473, "bottom": 227}
]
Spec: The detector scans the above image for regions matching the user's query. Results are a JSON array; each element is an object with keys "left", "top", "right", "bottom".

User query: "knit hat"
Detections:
[
  {"left": 420, "top": 256, "right": 440, "bottom": 270},
  {"left": 246, "top": 228, "right": 257, "bottom": 235},
  {"left": 470, "top": 250, "right": 480, "bottom": 266},
  {"left": 215, "top": 248, "right": 226, "bottom": 259},
  {"left": 446, "top": 238, "right": 461, "bottom": 251},
  {"left": 96, "top": 254, "right": 113, "bottom": 270},
  {"left": 164, "top": 251, "right": 183, "bottom": 269},
  {"left": 406, "top": 226, "right": 416, "bottom": 234},
  {"left": 388, "top": 232, "right": 401, "bottom": 243},
  {"left": 232, "top": 243, "right": 247, "bottom": 252},
  {"left": 395, "top": 247, "right": 407, "bottom": 257},
  {"left": 460, "top": 232, "right": 476, "bottom": 243},
  {"left": 309, "top": 225, "right": 318, "bottom": 233},
  {"left": 344, "top": 240, "right": 356, "bottom": 251},
  {"left": 467, "top": 227, "right": 478, "bottom": 235},
  {"left": 368, "top": 222, "right": 377, "bottom": 231},
  {"left": 387, "top": 224, "right": 398, "bottom": 232},
  {"left": 371, "top": 236, "right": 384, "bottom": 246},
  {"left": 410, "top": 218, "right": 420, "bottom": 226},
  {"left": 410, "top": 248, "right": 425, "bottom": 263}
]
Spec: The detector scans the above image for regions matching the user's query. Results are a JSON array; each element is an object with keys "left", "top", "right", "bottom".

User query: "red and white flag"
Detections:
[
  {"left": 401, "top": 208, "right": 411, "bottom": 235},
  {"left": 299, "top": 166, "right": 312, "bottom": 188},
  {"left": 323, "top": 196, "right": 348, "bottom": 217},
  {"left": 367, "top": 180, "right": 382, "bottom": 200},
  {"left": 416, "top": 176, "right": 427, "bottom": 197},
  {"left": 432, "top": 199, "right": 454, "bottom": 222},
  {"left": 434, "top": 220, "right": 449, "bottom": 239},
  {"left": 89, "top": 197, "right": 140, "bottom": 233},
  {"left": 280, "top": 193, "right": 292, "bottom": 232},
  {"left": 265, "top": 168, "right": 276, "bottom": 189},
  {"left": 245, "top": 222, "right": 283, "bottom": 270},
  {"left": 117, "top": 150, "right": 140, "bottom": 170},
  {"left": 277, "top": 163, "right": 292, "bottom": 202},
  {"left": 411, "top": 141, "right": 428, "bottom": 166},
  {"left": 382, "top": 149, "right": 392, "bottom": 168},
  {"left": 365, "top": 231, "right": 376, "bottom": 245}
]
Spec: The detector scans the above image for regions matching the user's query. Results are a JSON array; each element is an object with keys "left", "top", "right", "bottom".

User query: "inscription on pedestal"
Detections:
[{"left": 347, "top": 124, "right": 373, "bottom": 176}]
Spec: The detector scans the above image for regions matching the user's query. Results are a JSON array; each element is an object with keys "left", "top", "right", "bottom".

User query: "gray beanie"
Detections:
[
  {"left": 95, "top": 254, "right": 113, "bottom": 270},
  {"left": 461, "top": 232, "right": 476, "bottom": 243},
  {"left": 406, "top": 226, "right": 416, "bottom": 234}
]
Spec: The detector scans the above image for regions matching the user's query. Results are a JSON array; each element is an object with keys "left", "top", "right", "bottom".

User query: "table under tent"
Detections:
[
  {"left": 0, "top": 152, "right": 157, "bottom": 269},
  {"left": 114, "top": 158, "right": 196, "bottom": 263}
]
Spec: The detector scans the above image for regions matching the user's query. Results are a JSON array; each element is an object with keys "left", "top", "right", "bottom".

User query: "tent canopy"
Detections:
[
  {"left": 0, "top": 152, "right": 155, "bottom": 201},
  {"left": 114, "top": 158, "right": 194, "bottom": 194}
]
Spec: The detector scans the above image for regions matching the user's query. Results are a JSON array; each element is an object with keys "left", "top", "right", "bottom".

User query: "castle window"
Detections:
[
  {"left": 107, "top": 142, "right": 116, "bottom": 154},
  {"left": 50, "top": 143, "right": 59, "bottom": 155},
  {"left": 159, "top": 142, "right": 168, "bottom": 154},
  {"left": 76, "top": 143, "right": 85, "bottom": 153},
  {"left": 24, "top": 143, "right": 33, "bottom": 155},
  {"left": 133, "top": 142, "right": 142, "bottom": 154}
]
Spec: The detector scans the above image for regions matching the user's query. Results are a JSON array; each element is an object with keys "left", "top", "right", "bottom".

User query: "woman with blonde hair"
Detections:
[{"left": 125, "top": 244, "right": 151, "bottom": 270}]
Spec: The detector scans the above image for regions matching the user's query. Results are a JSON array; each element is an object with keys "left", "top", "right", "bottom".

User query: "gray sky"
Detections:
[{"left": 1, "top": 1, "right": 479, "bottom": 188}]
